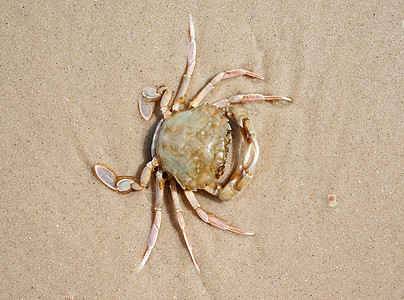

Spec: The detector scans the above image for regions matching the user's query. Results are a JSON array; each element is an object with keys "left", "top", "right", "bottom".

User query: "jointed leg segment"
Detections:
[
  {"left": 139, "top": 171, "right": 166, "bottom": 271},
  {"left": 214, "top": 93, "right": 292, "bottom": 108},
  {"left": 139, "top": 86, "right": 169, "bottom": 120},
  {"left": 94, "top": 157, "right": 159, "bottom": 193},
  {"left": 207, "top": 93, "right": 291, "bottom": 200},
  {"left": 184, "top": 190, "right": 254, "bottom": 235},
  {"left": 160, "top": 89, "right": 175, "bottom": 119},
  {"left": 172, "top": 16, "right": 196, "bottom": 111},
  {"left": 189, "top": 69, "right": 264, "bottom": 108},
  {"left": 170, "top": 179, "right": 199, "bottom": 272}
]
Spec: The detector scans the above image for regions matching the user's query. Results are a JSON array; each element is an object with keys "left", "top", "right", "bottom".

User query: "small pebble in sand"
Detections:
[{"left": 327, "top": 194, "right": 337, "bottom": 207}]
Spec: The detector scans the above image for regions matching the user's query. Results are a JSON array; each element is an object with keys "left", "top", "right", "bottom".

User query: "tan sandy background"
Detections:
[{"left": 1, "top": 1, "right": 403, "bottom": 299}]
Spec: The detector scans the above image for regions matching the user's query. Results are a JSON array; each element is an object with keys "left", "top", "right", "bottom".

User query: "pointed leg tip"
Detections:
[
  {"left": 278, "top": 97, "right": 293, "bottom": 103},
  {"left": 227, "top": 225, "right": 255, "bottom": 236},
  {"left": 189, "top": 15, "right": 195, "bottom": 38},
  {"left": 264, "top": 96, "right": 293, "bottom": 103},
  {"left": 191, "top": 257, "right": 200, "bottom": 273},
  {"left": 137, "top": 265, "right": 144, "bottom": 273},
  {"left": 138, "top": 256, "right": 148, "bottom": 272},
  {"left": 247, "top": 72, "right": 264, "bottom": 80}
]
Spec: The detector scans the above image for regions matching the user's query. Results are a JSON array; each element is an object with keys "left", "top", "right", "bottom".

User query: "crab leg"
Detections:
[
  {"left": 213, "top": 93, "right": 292, "bottom": 108},
  {"left": 139, "top": 157, "right": 160, "bottom": 188},
  {"left": 218, "top": 105, "right": 260, "bottom": 201},
  {"left": 94, "top": 157, "right": 159, "bottom": 193},
  {"left": 209, "top": 94, "right": 290, "bottom": 200},
  {"left": 172, "top": 15, "right": 196, "bottom": 111},
  {"left": 139, "top": 86, "right": 168, "bottom": 120},
  {"left": 183, "top": 190, "right": 254, "bottom": 235},
  {"left": 160, "top": 89, "right": 174, "bottom": 119},
  {"left": 169, "top": 179, "right": 199, "bottom": 272},
  {"left": 188, "top": 69, "right": 264, "bottom": 108},
  {"left": 139, "top": 171, "right": 166, "bottom": 271}
]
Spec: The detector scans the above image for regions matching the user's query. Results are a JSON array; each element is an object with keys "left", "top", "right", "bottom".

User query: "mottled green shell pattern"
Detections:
[{"left": 156, "top": 104, "right": 231, "bottom": 190}]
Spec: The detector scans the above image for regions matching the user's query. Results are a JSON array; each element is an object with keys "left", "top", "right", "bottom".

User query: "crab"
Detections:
[{"left": 94, "top": 16, "right": 291, "bottom": 272}]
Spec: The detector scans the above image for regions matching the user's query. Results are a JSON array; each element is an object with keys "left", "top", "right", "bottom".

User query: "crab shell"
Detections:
[{"left": 154, "top": 104, "right": 232, "bottom": 191}]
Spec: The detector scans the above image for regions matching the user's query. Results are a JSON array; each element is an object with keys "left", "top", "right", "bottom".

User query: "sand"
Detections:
[{"left": 1, "top": 1, "right": 402, "bottom": 299}]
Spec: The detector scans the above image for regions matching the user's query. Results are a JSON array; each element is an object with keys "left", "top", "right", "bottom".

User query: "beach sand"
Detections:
[{"left": 1, "top": 1, "right": 402, "bottom": 298}]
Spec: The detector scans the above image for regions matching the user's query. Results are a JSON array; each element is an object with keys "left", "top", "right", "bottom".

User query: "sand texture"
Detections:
[{"left": 1, "top": 1, "right": 403, "bottom": 299}]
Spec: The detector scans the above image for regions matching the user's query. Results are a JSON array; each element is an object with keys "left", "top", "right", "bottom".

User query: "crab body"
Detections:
[
  {"left": 94, "top": 16, "right": 291, "bottom": 272},
  {"left": 155, "top": 104, "right": 231, "bottom": 191}
]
